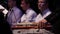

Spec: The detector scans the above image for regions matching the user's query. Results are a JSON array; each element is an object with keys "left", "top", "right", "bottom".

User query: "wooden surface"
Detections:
[
  {"left": 11, "top": 23, "right": 38, "bottom": 29},
  {"left": 11, "top": 22, "right": 52, "bottom": 30}
]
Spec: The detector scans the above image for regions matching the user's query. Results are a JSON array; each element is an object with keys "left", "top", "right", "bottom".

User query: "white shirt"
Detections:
[
  {"left": 7, "top": 7, "right": 23, "bottom": 25},
  {"left": 35, "top": 8, "right": 51, "bottom": 22},
  {"left": 21, "top": 8, "right": 37, "bottom": 22},
  {"left": 42, "top": 8, "right": 51, "bottom": 18},
  {"left": 0, "top": 5, "right": 8, "bottom": 16}
]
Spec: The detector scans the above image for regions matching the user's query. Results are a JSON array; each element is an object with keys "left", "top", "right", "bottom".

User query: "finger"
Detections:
[
  {"left": 40, "top": 22, "right": 43, "bottom": 29},
  {"left": 41, "top": 22, "right": 43, "bottom": 29},
  {"left": 38, "top": 22, "right": 41, "bottom": 29}
]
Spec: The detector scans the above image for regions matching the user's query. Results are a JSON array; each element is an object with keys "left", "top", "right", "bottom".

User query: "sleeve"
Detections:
[{"left": 45, "top": 10, "right": 60, "bottom": 25}]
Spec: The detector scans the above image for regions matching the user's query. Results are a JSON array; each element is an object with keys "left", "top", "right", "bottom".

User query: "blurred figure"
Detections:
[
  {"left": 33, "top": 0, "right": 54, "bottom": 34},
  {"left": 6, "top": 0, "right": 23, "bottom": 26},
  {"left": 35, "top": 0, "right": 51, "bottom": 25},
  {"left": 36, "top": 0, "right": 60, "bottom": 34},
  {"left": 34, "top": 0, "right": 52, "bottom": 32},
  {"left": 43, "top": 0, "right": 60, "bottom": 33},
  {"left": 20, "top": 0, "right": 37, "bottom": 22},
  {"left": 38, "top": 0, "right": 51, "bottom": 20},
  {"left": 0, "top": 9, "right": 12, "bottom": 34}
]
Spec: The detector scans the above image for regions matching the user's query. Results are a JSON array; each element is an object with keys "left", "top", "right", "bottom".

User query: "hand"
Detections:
[
  {"left": 38, "top": 19, "right": 47, "bottom": 29},
  {"left": 41, "top": 19, "right": 47, "bottom": 23}
]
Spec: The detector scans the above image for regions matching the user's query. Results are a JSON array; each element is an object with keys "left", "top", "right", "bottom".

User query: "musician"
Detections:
[
  {"left": 37, "top": 0, "right": 60, "bottom": 34},
  {"left": 20, "top": 0, "right": 37, "bottom": 22},
  {"left": 6, "top": 0, "right": 23, "bottom": 26},
  {"left": 34, "top": 0, "right": 52, "bottom": 29},
  {"left": 0, "top": 8, "right": 12, "bottom": 34}
]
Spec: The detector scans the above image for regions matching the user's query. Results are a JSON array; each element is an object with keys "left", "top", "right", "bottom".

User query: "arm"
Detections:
[{"left": 45, "top": 10, "right": 60, "bottom": 25}]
